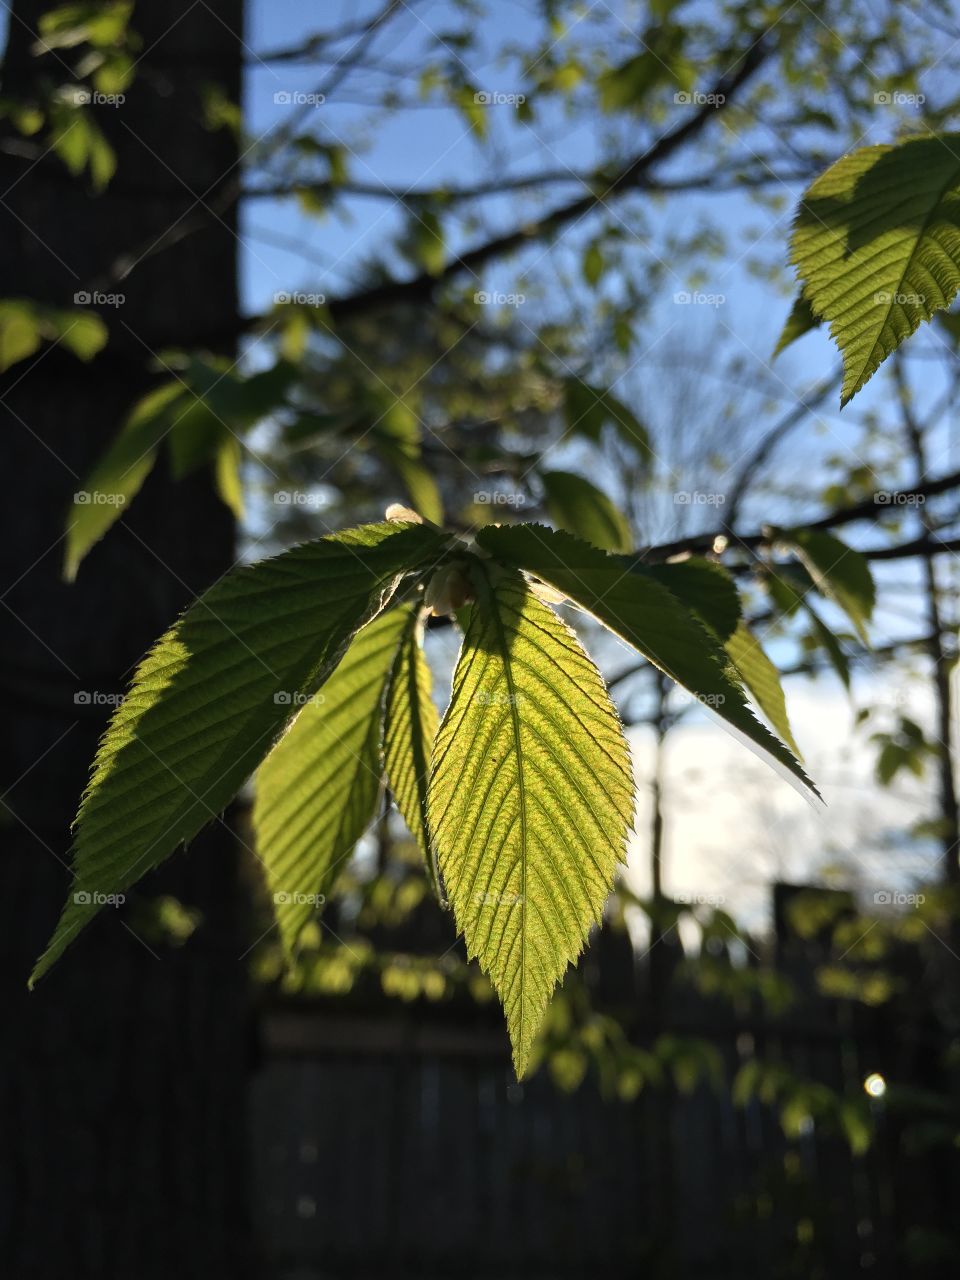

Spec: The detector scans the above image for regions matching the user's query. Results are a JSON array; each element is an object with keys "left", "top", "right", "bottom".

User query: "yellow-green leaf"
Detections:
[
  {"left": 791, "top": 136, "right": 960, "bottom": 404},
  {"left": 725, "top": 622, "right": 801, "bottom": 758},
  {"left": 478, "top": 524, "right": 817, "bottom": 797},
  {"left": 254, "top": 607, "right": 409, "bottom": 952},
  {"left": 429, "top": 563, "right": 635, "bottom": 1076}
]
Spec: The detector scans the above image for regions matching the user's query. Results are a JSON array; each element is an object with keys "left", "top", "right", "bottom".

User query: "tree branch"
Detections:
[{"left": 640, "top": 467, "right": 960, "bottom": 563}]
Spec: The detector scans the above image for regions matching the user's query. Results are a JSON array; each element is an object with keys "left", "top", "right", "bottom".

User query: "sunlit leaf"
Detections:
[
  {"left": 254, "top": 607, "right": 409, "bottom": 951},
  {"left": 478, "top": 524, "right": 816, "bottom": 796},
  {"left": 725, "top": 622, "right": 801, "bottom": 757},
  {"left": 773, "top": 291, "right": 820, "bottom": 358},
  {"left": 429, "top": 563, "right": 634, "bottom": 1075},
  {"left": 32, "top": 522, "right": 449, "bottom": 982},
  {"left": 791, "top": 136, "right": 960, "bottom": 403}
]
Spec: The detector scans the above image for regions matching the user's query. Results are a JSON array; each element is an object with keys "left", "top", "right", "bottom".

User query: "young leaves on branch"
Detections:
[{"left": 34, "top": 517, "right": 819, "bottom": 1075}]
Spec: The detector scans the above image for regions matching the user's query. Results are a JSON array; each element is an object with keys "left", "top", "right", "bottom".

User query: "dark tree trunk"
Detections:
[{"left": 0, "top": 3, "right": 254, "bottom": 1276}]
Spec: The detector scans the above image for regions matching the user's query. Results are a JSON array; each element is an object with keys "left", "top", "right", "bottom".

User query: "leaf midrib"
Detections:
[{"left": 483, "top": 564, "right": 529, "bottom": 1054}]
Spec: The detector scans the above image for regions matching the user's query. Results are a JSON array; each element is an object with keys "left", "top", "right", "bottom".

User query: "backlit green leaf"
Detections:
[
  {"left": 790, "top": 136, "right": 960, "bottom": 404},
  {"left": 725, "top": 622, "right": 801, "bottom": 758},
  {"left": 478, "top": 524, "right": 816, "bottom": 796},
  {"left": 254, "top": 607, "right": 409, "bottom": 952},
  {"left": 31, "top": 522, "right": 449, "bottom": 983},
  {"left": 773, "top": 291, "right": 820, "bottom": 359},
  {"left": 429, "top": 563, "right": 634, "bottom": 1076}
]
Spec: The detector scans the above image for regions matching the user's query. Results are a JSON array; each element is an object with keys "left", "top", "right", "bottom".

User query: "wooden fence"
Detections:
[{"left": 248, "top": 885, "right": 959, "bottom": 1279}]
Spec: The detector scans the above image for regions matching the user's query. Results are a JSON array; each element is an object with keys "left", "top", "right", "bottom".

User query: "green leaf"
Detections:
[
  {"left": 366, "top": 394, "right": 444, "bottom": 524},
  {"left": 790, "top": 136, "right": 960, "bottom": 404},
  {"left": 477, "top": 524, "right": 817, "bottom": 796},
  {"left": 254, "top": 606, "right": 409, "bottom": 952},
  {"left": 597, "top": 33, "right": 690, "bottom": 113},
  {"left": 564, "top": 379, "right": 651, "bottom": 459},
  {"left": 840, "top": 1098, "right": 873, "bottom": 1157},
  {"left": 37, "top": 2, "right": 133, "bottom": 50},
  {"left": 384, "top": 609, "right": 440, "bottom": 895},
  {"left": 377, "top": 438, "right": 444, "bottom": 525},
  {"left": 807, "top": 602, "right": 852, "bottom": 689},
  {"left": 429, "top": 563, "right": 634, "bottom": 1076},
  {"left": 31, "top": 521, "right": 450, "bottom": 983},
  {"left": 55, "top": 309, "right": 108, "bottom": 360},
  {"left": 214, "top": 436, "right": 244, "bottom": 520},
  {"left": 631, "top": 557, "right": 741, "bottom": 641},
  {"left": 582, "top": 242, "right": 605, "bottom": 286},
  {"left": 787, "top": 528, "right": 875, "bottom": 644},
  {"left": 86, "top": 120, "right": 116, "bottom": 189},
  {"left": 599, "top": 51, "right": 667, "bottom": 111},
  {"left": 0, "top": 300, "right": 42, "bottom": 370},
  {"left": 0, "top": 300, "right": 107, "bottom": 374},
  {"left": 773, "top": 291, "right": 820, "bottom": 359},
  {"left": 876, "top": 739, "right": 908, "bottom": 785},
  {"left": 63, "top": 382, "right": 183, "bottom": 580},
  {"left": 66, "top": 357, "right": 288, "bottom": 575},
  {"left": 769, "top": 569, "right": 852, "bottom": 690},
  {"left": 454, "top": 84, "right": 488, "bottom": 139},
  {"left": 541, "top": 469, "right": 631, "bottom": 552},
  {"left": 49, "top": 103, "right": 116, "bottom": 189},
  {"left": 725, "top": 622, "right": 801, "bottom": 758},
  {"left": 410, "top": 208, "right": 445, "bottom": 276}
]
